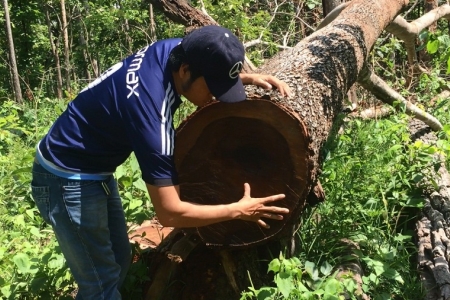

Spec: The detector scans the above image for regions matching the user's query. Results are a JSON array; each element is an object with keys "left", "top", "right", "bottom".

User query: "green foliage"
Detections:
[
  {"left": 0, "top": 100, "right": 76, "bottom": 299},
  {"left": 0, "top": 101, "right": 30, "bottom": 154},
  {"left": 294, "top": 116, "right": 432, "bottom": 298},
  {"left": 2, "top": 1, "right": 450, "bottom": 299},
  {"left": 0, "top": 96, "right": 189, "bottom": 298},
  {"left": 425, "top": 32, "right": 450, "bottom": 74},
  {"left": 241, "top": 254, "right": 355, "bottom": 300},
  {"left": 240, "top": 105, "right": 449, "bottom": 299},
  {"left": 116, "top": 154, "right": 154, "bottom": 224}
]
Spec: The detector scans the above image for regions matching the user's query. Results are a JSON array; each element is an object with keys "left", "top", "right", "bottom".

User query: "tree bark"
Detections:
[
  {"left": 44, "top": 3, "right": 63, "bottom": 99},
  {"left": 147, "top": 0, "right": 216, "bottom": 28},
  {"left": 321, "top": 0, "right": 358, "bottom": 118},
  {"left": 146, "top": 0, "right": 255, "bottom": 72},
  {"left": 141, "top": 0, "right": 410, "bottom": 298},
  {"left": 148, "top": 4, "right": 157, "bottom": 42},
  {"left": 409, "top": 118, "right": 450, "bottom": 300},
  {"left": 2, "top": 0, "right": 23, "bottom": 103},
  {"left": 60, "top": 0, "right": 71, "bottom": 93}
]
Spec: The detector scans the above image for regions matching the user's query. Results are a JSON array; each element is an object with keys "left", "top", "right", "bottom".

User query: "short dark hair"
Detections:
[{"left": 168, "top": 44, "right": 202, "bottom": 82}]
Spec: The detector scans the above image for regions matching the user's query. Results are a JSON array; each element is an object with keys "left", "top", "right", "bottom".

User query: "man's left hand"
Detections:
[{"left": 240, "top": 73, "right": 293, "bottom": 98}]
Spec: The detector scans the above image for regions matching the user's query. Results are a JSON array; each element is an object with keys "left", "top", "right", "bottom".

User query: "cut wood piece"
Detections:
[
  {"left": 174, "top": 99, "right": 311, "bottom": 248},
  {"left": 128, "top": 221, "right": 174, "bottom": 250},
  {"left": 166, "top": 232, "right": 202, "bottom": 262}
]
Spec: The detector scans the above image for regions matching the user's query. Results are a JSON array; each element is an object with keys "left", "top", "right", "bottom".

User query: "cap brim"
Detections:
[{"left": 206, "top": 77, "right": 246, "bottom": 103}]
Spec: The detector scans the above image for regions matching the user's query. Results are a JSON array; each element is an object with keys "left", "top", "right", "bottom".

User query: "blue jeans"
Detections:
[{"left": 31, "top": 161, "right": 131, "bottom": 300}]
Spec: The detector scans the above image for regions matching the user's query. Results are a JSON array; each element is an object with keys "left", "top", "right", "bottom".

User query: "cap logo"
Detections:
[{"left": 229, "top": 62, "right": 243, "bottom": 79}]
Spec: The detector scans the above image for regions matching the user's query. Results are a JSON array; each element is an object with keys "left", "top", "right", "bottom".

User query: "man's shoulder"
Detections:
[
  {"left": 154, "top": 38, "right": 183, "bottom": 47},
  {"left": 148, "top": 38, "right": 182, "bottom": 56}
]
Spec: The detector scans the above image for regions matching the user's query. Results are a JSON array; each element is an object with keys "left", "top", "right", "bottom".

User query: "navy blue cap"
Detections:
[{"left": 181, "top": 25, "right": 246, "bottom": 103}]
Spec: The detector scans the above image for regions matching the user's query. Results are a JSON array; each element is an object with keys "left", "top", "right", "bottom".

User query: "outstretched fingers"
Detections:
[
  {"left": 257, "top": 219, "right": 269, "bottom": 229},
  {"left": 260, "top": 212, "right": 284, "bottom": 220},
  {"left": 243, "top": 183, "right": 251, "bottom": 198},
  {"left": 239, "top": 183, "right": 290, "bottom": 228}
]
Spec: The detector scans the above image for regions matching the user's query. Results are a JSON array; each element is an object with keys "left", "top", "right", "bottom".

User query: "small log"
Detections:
[
  {"left": 334, "top": 239, "right": 369, "bottom": 300},
  {"left": 410, "top": 119, "right": 450, "bottom": 299}
]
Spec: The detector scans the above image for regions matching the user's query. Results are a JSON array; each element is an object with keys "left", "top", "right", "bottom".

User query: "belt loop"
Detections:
[{"left": 101, "top": 181, "right": 111, "bottom": 196}]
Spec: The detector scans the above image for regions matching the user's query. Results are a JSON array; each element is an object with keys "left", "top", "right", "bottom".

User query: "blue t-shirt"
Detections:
[{"left": 38, "top": 38, "right": 183, "bottom": 186}]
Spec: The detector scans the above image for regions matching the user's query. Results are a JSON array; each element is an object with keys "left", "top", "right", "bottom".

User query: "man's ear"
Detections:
[{"left": 179, "top": 63, "right": 191, "bottom": 80}]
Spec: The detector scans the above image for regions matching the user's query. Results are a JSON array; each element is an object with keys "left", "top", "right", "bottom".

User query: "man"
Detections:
[{"left": 31, "top": 25, "right": 291, "bottom": 299}]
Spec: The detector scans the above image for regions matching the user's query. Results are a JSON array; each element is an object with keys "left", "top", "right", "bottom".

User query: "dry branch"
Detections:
[
  {"left": 386, "top": 4, "right": 450, "bottom": 65},
  {"left": 358, "top": 66, "right": 443, "bottom": 131},
  {"left": 316, "top": 2, "right": 448, "bottom": 130}
]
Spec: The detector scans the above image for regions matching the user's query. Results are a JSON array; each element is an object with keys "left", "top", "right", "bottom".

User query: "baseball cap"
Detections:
[{"left": 181, "top": 25, "right": 246, "bottom": 103}]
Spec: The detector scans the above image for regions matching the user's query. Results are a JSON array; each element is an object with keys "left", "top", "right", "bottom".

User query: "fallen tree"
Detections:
[{"left": 131, "top": 0, "right": 450, "bottom": 298}]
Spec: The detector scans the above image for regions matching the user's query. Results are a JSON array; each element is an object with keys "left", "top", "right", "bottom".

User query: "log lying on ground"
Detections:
[
  {"left": 174, "top": 0, "right": 409, "bottom": 247},
  {"left": 317, "top": 1, "right": 445, "bottom": 131},
  {"left": 141, "top": 0, "right": 411, "bottom": 298},
  {"left": 410, "top": 119, "right": 450, "bottom": 299}
]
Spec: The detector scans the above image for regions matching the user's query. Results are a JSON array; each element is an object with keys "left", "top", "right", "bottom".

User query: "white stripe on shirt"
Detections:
[{"left": 160, "top": 83, "right": 176, "bottom": 155}]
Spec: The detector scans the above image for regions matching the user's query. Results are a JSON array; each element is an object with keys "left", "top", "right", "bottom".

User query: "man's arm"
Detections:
[
  {"left": 240, "top": 73, "right": 292, "bottom": 97},
  {"left": 147, "top": 183, "right": 289, "bottom": 228}
]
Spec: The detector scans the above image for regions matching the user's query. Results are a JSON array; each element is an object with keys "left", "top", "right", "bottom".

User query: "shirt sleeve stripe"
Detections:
[{"left": 160, "top": 83, "right": 176, "bottom": 155}]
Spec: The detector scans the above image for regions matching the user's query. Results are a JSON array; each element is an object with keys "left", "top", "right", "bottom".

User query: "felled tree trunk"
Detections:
[
  {"left": 410, "top": 119, "right": 450, "bottom": 300},
  {"left": 139, "top": 0, "right": 410, "bottom": 299}
]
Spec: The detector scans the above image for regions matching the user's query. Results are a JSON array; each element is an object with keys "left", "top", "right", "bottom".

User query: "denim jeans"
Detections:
[{"left": 31, "top": 161, "right": 131, "bottom": 300}]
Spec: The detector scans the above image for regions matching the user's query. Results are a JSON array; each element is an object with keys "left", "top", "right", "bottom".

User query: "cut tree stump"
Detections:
[{"left": 175, "top": 99, "right": 311, "bottom": 247}]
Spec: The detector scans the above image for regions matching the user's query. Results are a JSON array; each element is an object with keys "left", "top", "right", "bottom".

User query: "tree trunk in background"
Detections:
[
  {"left": 117, "top": 0, "right": 133, "bottom": 52},
  {"left": 147, "top": 0, "right": 253, "bottom": 73},
  {"left": 76, "top": 2, "right": 91, "bottom": 81},
  {"left": 44, "top": 3, "right": 63, "bottom": 99},
  {"left": 142, "top": 1, "right": 409, "bottom": 299},
  {"left": 81, "top": 0, "right": 99, "bottom": 78},
  {"left": 3, "top": 0, "right": 23, "bottom": 103},
  {"left": 60, "top": 0, "right": 71, "bottom": 93},
  {"left": 149, "top": 4, "right": 157, "bottom": 42}
]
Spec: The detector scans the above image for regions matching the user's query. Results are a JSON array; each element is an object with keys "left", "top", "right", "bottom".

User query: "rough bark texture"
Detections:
[
  {"left": 3, "top": 0, "right": 23, "bottom": 103},
  {"left": 410, "top": 119, "right": 450, "bottom": 300},
  {"left": 148, "top": 0, "right": 216, "bottom": 28},
  {"left": 249, "top": 0, "right": 408, "bottom": 183},
  {"left": 147, "top": 0, "right": 254, "bottom": 72},
  {"left": 174, "top": 0, "right": 409, "bottom": 247},
  {"left": 45, "top": 3, "right": 63, "bottom": 99},
  {"left": 60, "top": 0, "right": 71, "bottom": 93}
]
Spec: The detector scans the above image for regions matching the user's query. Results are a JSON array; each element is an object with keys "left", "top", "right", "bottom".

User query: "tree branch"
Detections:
[{"left": 357, "top": 66, "right": 443, "bottom": 131}]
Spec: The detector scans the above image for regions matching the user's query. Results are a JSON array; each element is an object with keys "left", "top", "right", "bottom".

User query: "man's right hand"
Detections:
[{"left": 230, "top": 183, "right": 289, "bottom": 229}]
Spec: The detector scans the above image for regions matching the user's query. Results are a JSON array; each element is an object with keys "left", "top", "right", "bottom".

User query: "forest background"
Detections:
[{"left": 1, "top": 0, "right": 450, "bottom": 299}]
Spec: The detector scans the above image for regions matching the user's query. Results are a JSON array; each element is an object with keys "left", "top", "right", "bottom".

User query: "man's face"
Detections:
[{"left": 181, "top": 75, "right": 215, "bottom": 107}]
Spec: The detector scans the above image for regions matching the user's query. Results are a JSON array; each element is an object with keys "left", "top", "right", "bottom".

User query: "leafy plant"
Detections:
[{"left": 241, "top": 254, "right": 356, "bottom": 299}]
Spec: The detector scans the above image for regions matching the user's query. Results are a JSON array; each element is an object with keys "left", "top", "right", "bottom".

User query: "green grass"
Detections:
[
  {"left": 0, "top": 95, "right": 449, "bottom": 299},
  {"left": 243, "top": 109, "right": 450, "bottom": 299}
]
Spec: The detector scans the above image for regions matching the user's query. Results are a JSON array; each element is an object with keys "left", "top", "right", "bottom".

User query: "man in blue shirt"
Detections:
[{"left": 31, "top": 25, "right": 291, "bottom": 299}]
